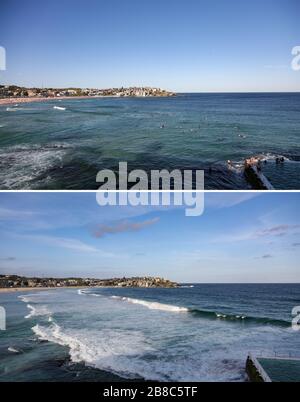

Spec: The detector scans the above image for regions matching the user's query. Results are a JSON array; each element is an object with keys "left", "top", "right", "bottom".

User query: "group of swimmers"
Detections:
[
  {"left": 275, "top": 157, "right": 285, "bottom": 164},
  {"left": 227, "top": 156, "right": 285, "bottom": 171}
]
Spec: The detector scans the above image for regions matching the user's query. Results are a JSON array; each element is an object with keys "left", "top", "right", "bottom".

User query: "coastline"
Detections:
[
  {"left": 0, "top": 96, "right": 96, "bottom": 106},
  {"left": 0, "top": 94, "right": 175, "bottom": 106},
  {"left": 0, "top": 286, "right": 88, "bottom": 293},
  {"left": 0, "top": 285, "right": 177, "bottom": 293}
]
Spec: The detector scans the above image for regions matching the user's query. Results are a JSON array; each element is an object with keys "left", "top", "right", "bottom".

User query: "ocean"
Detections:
[
  {"left": 0, "top": 93, "right": 300, "bottom": 190},
  {"left": 0, "top": 284, "right": 300, "bottom": 382}
]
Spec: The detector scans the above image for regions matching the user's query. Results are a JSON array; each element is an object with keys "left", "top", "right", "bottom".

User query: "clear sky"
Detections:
[
  {"left": 0, "top": 192, "right": 299, "bottom": 283},
  {"left": 0, "top": 0, "right": 299, "bottom": 91}
]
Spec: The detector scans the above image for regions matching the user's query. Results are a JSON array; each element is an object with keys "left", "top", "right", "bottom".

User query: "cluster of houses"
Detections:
[
  {"left": 0, "top": 274, "right": 88, "bottom": 288},
  {"left": 0, "top": 85, "right": 175, "bottom": 99},
  {"left": 0, "top": 275, "right": 177, "bottom": 289},
  {"left": 100, "top": 276, "right": 178, "bottom": 288}
]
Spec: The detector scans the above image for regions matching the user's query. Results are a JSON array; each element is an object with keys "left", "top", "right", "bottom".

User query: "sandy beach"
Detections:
[
  {"left": 0, "top": 286, "right": 87, "bottom": 293},
  {"left": 0, "top": 96, "right": 97, "bottom": 106}
]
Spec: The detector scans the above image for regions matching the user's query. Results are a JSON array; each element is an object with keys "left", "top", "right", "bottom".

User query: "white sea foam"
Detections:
[
  {"left": 6, "top": 106, "right": 25, "bottom": 111},
  {"left": 0, "top": 145, "right": 65, "bottom": 189},
  {"left": 77, "top": 289, "right": 102, "bottom": 297},
  {"left": 216, "top": 313, "right": 227, "bottom": 319},
  {"left": 32, "top": 323, "right": 95, "bottom": 363},
  {"left": 25, "top": 304, "right": 51, "bottom": 319},
  {"left": 25, "top": 288, "right": 291, "bottom": 382},
  {"left": 8, "top": 347, "right": 20, "bottom": 353},
  {"left": 53, "top": 106, "right": 66, "bottom": 111},
  {"left": 77, "top": 289, "right": 100, "bottom": 297},
  {"left": 31, "top": 321, "right": 247, "bottom": 382},
  {"left": 19, "top": 284, "right": 294, "bottom": 382},
  {"left": 18, "top": 294, "right": 37, "bottom": 303},
  {"left": 77, "top": 289, "right": 85, "bottom": 295},
  {"left": 111, "top": 296, "right": 188, "bottom": 313},
  {"left": 18, "top": 296, "right": 30, "bottom": 303},
  {"left": 32, "top": 323, "right": 157, "bottom": 379}
]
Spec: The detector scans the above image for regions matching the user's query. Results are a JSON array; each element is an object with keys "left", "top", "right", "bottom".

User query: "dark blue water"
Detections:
[
  {"left": 0, "top": 284, "right": 299, "bottom": 382},
  {"left": 0, "top": 93, "right": 299, "bottom": 189}
]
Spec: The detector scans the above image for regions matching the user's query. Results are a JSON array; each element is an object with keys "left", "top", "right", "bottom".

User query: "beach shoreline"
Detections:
[
  {"left": 0, "top": 286, "right": 88, "bottom": 293},
  {"left": 0, "top": 96, "right": 97, "bottom": 106},
  {"left": 0, "top": 93, "right": 175, "bottom": 106}
]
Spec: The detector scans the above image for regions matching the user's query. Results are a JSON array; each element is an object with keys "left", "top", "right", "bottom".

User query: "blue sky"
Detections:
[
  {"left": 0, "top": 192, "right": 299, "bottom": 283},
  {"left": 0, "top": 0, "right": 299, "bottom": 91}
]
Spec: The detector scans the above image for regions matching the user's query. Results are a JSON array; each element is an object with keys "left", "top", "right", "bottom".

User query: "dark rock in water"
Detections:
[
  {"left": 62, "top": 361, "right": 144, "bottom": 382},
  {"left": 244, "top": 165, "right": 274, "bottom": 190}
]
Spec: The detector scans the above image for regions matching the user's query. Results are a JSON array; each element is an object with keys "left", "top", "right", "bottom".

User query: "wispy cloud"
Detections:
[
  {"left": 261, "top": 254, "right": 273, "bottom": 259},
  {"left": 11, "top": 232, "right": 114, "bottom": 256},
  {"left": 0, "top": 257, "right": 16, "bottom": 261},
  {"left": 24, "top": 234, "right": 99, "bottom": 253},
  {"left": 214, "top": 224, "right": 300, "bottom": 243},
  {"left": 0, "top": 207, "right": 37, "bottom": 220},
  {"left": 256, "top": 225, "right": 300, "bottom": 238},
  {"left": 206, "top": 193, "right": 261, "bottom": 210},
  {"left": 39, "top": 235, "right": 100, "bottom": 253},
  {"left": 91, "top": 217, "right": 160, "bottom": 238},
  {"left": 292, "top": 243, "right": 300, "bottom": 247}
]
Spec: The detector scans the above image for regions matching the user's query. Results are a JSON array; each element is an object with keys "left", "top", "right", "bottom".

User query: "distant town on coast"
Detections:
[
  {"left": 0, "top": 274, "right": 178, "bottom": 290},
  {"left": 0, "top": 84, "right": 176, "bottom": 101}
]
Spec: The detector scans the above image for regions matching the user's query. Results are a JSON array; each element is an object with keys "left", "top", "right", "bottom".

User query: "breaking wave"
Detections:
[
  {"left": 111, "top": 296, "right": 189, "bottom": 313},
  {"left": 188, "top": 308, "right": 289, "bottom": 327},
  {"left": 78, "top": 292, "right": 290, "bottom": 328},
  {"left": 25, "top": 304, "right": 52, "bottom": 320},
  {"left": 31, "top": 322, "right": 164, "bottom": 380},
  {"left": 31, "top": 322, "right": 246, "bottom": 381},
  {"left": 110, "top": 296, "right": 289, "bottom": 327},
  {"left": 8, "top": 347, "right": 20, "bottom": 354},
  {"left": 77, "top": 289, "right": 100, "bottom": 297}
]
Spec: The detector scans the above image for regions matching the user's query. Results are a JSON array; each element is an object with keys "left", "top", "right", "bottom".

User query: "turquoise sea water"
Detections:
[
  {"left": 0, "top": 93, "right": 299, "bottom": 190},
  {"left": 0, "top": 284, "right": 299, "bottom": 382}
]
